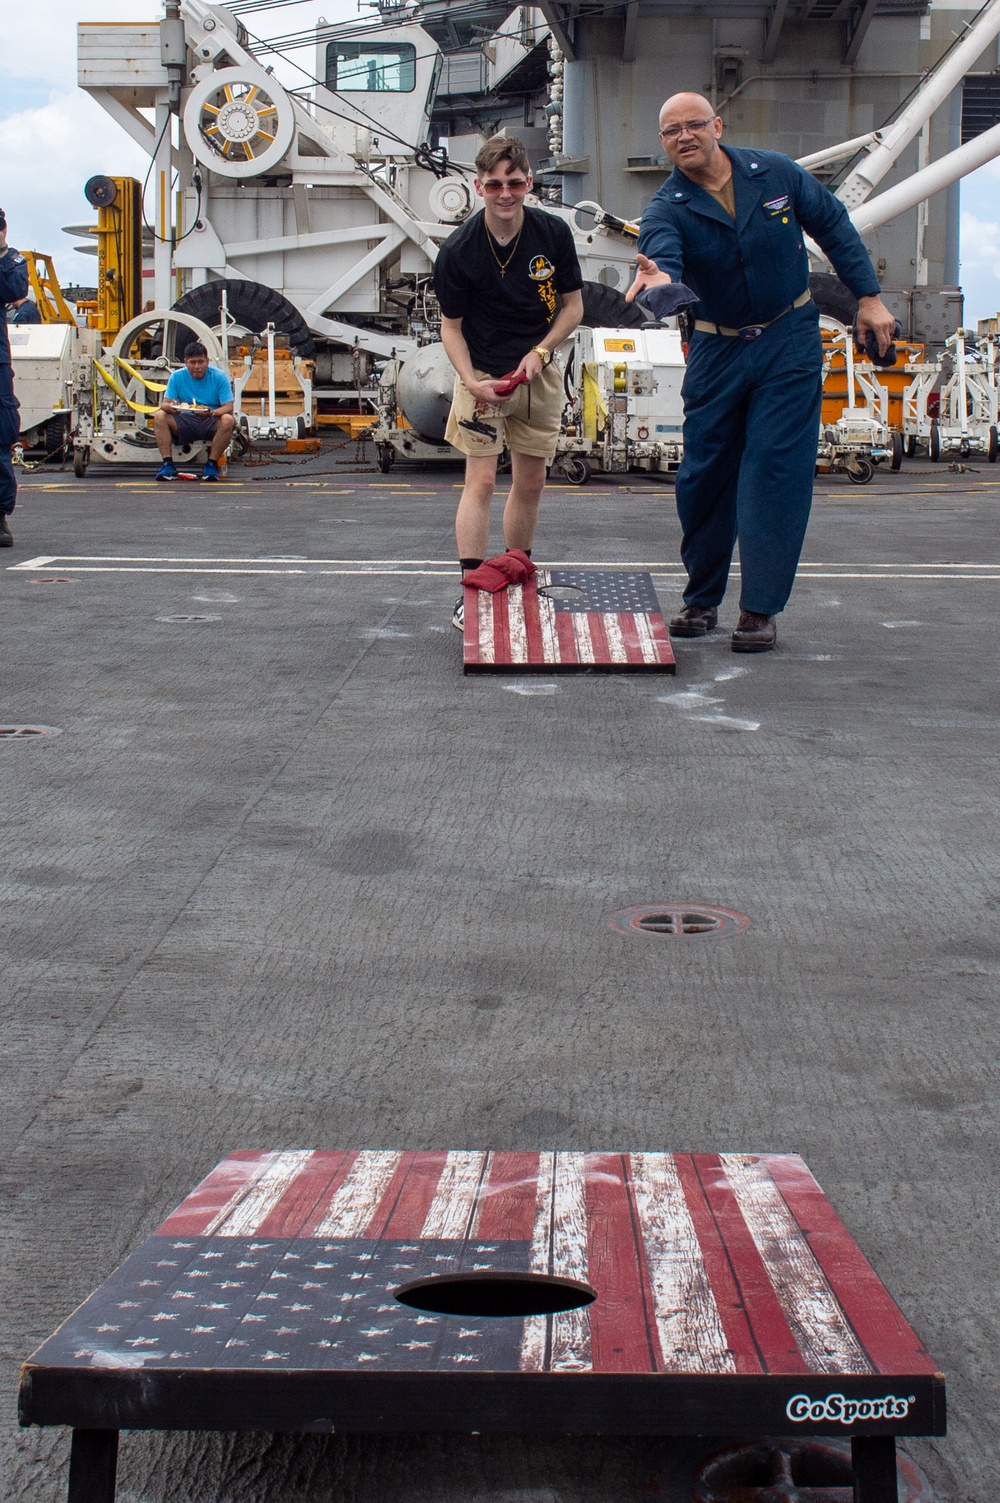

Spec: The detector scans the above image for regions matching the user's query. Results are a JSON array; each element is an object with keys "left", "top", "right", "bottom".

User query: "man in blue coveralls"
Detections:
[
  {"left": 0, "top": 212, "right": 29, "bottom": 547},
  {"left": 627, "top": 93, "right": 895, "bottom": 652}
]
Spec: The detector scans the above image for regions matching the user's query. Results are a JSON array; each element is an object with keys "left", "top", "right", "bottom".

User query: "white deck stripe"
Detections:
[
  {"left": 520, "top": 1151, "right": 555, "bottom": 1371},
  {"left": 14, "top": 555, "right": 1000, "bottom": 570},
  {"left": 421, "top": 1151, "right": 489, "bottom": 1240},
  {"left": 11, "top": 556, "right": 1000, "bottom": 583},
  {"left": 478, "top": 593, "right": 495, "bottom": 663},
  {"left": 721, "top": 1154, "right": 873, "bottom": 1375},
  {"left": 311, "top": 1150, "right": 402, "bottom": 1238},
  {"left": 507, "top": 586, "right": 528, "bottom": 663},
  {"left": 631, "top": 1152, "right": 736, "bottom": 1374},
  {"left": 211, "top": 1150, "right": 316, "bottom": 1237}
]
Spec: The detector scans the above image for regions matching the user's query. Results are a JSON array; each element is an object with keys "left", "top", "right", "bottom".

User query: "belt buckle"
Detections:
[{"left": 738, "top": 324, "right": 765, "bottom": 341}]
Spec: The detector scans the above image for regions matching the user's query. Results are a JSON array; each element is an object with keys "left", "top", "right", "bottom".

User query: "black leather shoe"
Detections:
[
  {"left": 668, "top": 604, "right": 718, "bottom": 638},
  {"left": 732, "top": 609, "right": 776, "bottom": 652},
  {"left": 0, "top": 515, "right": 12, "bottom": 547}
]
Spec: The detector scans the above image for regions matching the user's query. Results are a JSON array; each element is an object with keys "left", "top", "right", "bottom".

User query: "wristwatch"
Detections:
[{"left": 532, "top": 345, "right": 552, "bottom": 366}]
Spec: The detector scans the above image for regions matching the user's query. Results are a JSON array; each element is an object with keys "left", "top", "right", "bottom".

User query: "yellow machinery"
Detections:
[
  {"left": 75, "top": 175, "right": 142, "bottom": 341},
  {"left": 22, "top": 253, "right": 77, "bottom": 325}
]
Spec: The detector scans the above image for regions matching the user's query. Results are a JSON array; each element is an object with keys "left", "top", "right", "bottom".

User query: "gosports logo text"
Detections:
[{"left": 786, "top": 1392, "right": 916, "bottom": 1425}]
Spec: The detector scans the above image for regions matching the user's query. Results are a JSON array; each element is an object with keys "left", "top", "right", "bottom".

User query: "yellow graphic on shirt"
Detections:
[
  {"left": 536, "top": 278, "right": 557, "bottom": 319},
  {"left": 528, "top": 254, "right": 558, "bottom": 321}
]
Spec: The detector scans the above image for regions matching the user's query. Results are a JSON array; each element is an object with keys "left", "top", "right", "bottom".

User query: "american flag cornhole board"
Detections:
[
  {"left": 21, "top": 1151, "right": 944, "bottom": 1503},
  {"left": 463, "top": 570, "right": 677, "bottom": 674}
]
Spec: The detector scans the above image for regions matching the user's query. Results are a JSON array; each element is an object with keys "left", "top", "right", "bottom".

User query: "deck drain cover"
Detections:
[
  {"left": 28, "top": 577, "right": 78, "bottom": 585},
  {"left": 610, "top": 902, "right": 749, "bottom": 937},
  {"left": 155, "top": 613, "right": 222, "bottom": 623},
  {"left": 693, "top": 1437, "right": 935, "bottom": 1502},
  {"left": 0, "top": 725, "right": 63, "bottom": 739},
  {"left": 394, "top": 1271, "right": 596, "bottom": 1319}
]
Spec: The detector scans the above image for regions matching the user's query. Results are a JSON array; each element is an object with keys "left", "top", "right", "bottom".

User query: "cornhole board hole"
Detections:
[
  {"left": 463, "top": 570, "right": 676, "bottom": 673},
  {"left": 20, "top": 1150, "right": 944, "bottom": 1503}
]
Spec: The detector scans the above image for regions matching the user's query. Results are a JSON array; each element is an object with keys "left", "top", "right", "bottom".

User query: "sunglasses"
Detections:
[
  {"left": 480, "top": 177, "right": 530, "bottom": 195},
  {"left": 659, "top": 117, "right": 716, "bottom": 140}
]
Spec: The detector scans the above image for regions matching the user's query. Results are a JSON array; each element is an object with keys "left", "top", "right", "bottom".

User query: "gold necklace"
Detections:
[{"left": 485, "top": 219, "right": 523, "bottom": 277}]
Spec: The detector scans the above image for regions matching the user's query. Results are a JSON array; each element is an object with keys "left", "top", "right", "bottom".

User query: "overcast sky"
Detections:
[{"left": 3, "top": 0, "right": 1000, "bottom": 320}]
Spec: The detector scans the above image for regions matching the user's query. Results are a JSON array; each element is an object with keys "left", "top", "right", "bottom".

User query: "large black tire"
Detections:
[
  {"left": 580, "top": 280, "right": 648, "bottom": 330},
  {"left": 809, "top": 272, "right": 858, "bottom": 327},
  {"left": 171, "top": 279, "right": 316, "bottom": 358},
  {"left": 928, "top": 420, "right": 940, "bottom": 462}
]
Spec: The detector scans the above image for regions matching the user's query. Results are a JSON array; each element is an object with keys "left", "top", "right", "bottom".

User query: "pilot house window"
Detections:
[{"left": 326, "top": 42, "right": 417, "bottom": 92}]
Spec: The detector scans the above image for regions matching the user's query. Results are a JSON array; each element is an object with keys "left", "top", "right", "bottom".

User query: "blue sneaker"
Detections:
[
  {"left": 156, "top": 460, "right": 177, "bottom": 481},
  {"left": 201, "top": 459, "right": 220, "bottom": 483}
]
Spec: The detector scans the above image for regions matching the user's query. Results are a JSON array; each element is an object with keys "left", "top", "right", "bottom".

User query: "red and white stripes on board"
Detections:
[
  {"left": 155, "top": 1150, "right": 937, "bottom": 1378},
  {"left": 206, "top": 1149, "right": 316, "bottom": 1237},
  {"left": 505, "top": 586, "right": 529, "bottom": 664},
  {"left": 463, "top": 573, "right": 673, "bottom": 670},
  {"left": 311, "top": 1151, "right": 403, "bottom": 1238},
  {"left": 520, "top": 1151, "right": 592, "bottom": 1371},
  {"left": 629, "top": 1152, "right": 736, "bottom": 1374},
  {"left": 421, "top": 1151, "right": 489, "bottom": 1239},
  {"left": 719, "top": 1153, "right": 872, "bottom": 1375},
  {"left": 473, "top": 592, "right": 494, "bottom": 664}
]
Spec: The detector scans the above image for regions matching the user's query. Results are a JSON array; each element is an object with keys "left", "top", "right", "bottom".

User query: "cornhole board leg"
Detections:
[
  {"left": 68, "top": 1429, "right": 118, "bottom": 1503},
  {"left": 852, "top": 1435, "right": 897, "bottom": 1503},
  {"left": 464, "top": 570, "right": 676, "bottom": 674}
]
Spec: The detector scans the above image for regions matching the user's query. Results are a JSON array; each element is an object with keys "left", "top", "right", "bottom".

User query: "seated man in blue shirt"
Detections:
[{"left": 154, "top": 341, "right": 235, "bottom": 483}]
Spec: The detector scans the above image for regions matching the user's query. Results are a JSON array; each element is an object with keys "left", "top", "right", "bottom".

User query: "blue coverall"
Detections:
[
  {"left": 638, "top": 146, "right": 881, "bottom": 616},
  {"left": 10, "top": 298, "right": 41, "bottom": 324},
  {"left": 0, "top": 246, "right": 30, "bottom": 519}
]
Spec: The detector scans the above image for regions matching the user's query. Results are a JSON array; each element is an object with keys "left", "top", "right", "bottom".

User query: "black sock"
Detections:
[
  {"left": 459, "top": 557, "right": 482, "bottom": 574},
  {"left": 505, "top": 547, "right": 531, "bottom": 556}
]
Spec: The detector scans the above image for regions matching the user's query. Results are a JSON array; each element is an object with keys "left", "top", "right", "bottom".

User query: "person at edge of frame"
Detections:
[
  {"left": 626, "top": 92, "right": 896, "bottom": 653},
  {"left": 433, "top": 134, "right": 585, "bottom": 630},
  {"left": 0, "top": 209, "right": 29, "bottom": 547},
  {"left": 153, "top": 341, "right": 236, "bottom": 484},
  {"left": 8, "top": 295, "right": 41, "bottom": 325}
]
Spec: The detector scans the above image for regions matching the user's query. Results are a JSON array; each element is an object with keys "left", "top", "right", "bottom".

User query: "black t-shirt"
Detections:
[{"left": 434, "top": 205, "right": 584, "bottom": 376}]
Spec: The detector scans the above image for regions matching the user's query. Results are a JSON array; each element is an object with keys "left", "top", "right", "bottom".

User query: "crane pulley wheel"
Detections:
[{"left": 183, "top": 68, "right": 295, "bottom": 180}]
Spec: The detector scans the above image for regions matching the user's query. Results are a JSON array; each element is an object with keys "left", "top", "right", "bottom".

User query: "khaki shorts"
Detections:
[{"left": 444, "top": 360, "right": 566, "bottom": 462}]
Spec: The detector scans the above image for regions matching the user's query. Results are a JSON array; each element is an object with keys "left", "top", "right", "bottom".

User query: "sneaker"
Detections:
[
  {"left": 0, "top": 514, "right": 12, "bottom": 547},
  {"left": 452, "top": 598, "right": 465, "bottom": 630},
  {"left": 155, "top": 460, "right": 178, "bottom": 481},
  {"left": 201, "top": 459, "right": 220, "bottom": 483}
]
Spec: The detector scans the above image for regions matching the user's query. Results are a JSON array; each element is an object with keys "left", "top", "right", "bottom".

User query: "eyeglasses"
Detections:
[
  {"left": 658, "top": 117, "right": 716, "bottom": 140},
  {"left": 480, "top": 177, "right": 530, "bottom": 194}
]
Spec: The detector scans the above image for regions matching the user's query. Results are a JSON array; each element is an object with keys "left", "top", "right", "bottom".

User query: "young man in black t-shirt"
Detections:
[{"left": 433, "top": 136, "right": 584, "bottom": 628}]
